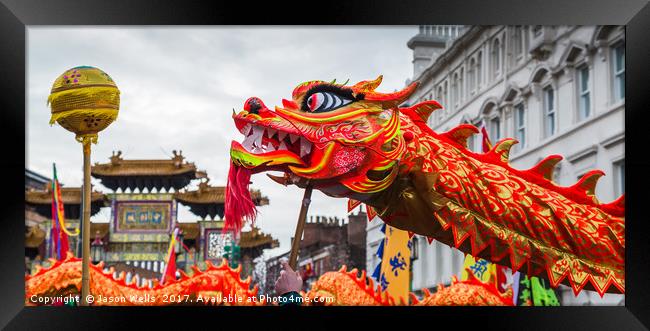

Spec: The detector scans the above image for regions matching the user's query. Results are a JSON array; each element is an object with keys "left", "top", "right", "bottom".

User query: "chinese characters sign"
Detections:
[
  {"left": 115, "top": 201, "right": 172, "bottom": 232},
  {"left": 205, "top": 229, "right": 234, "bottom": 260}
]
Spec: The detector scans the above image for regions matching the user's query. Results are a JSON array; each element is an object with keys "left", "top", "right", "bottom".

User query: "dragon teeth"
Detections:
[
  {"left": 243, "top": 124, "right": 252, "bottom": 136},
  {"left": 241, "top": 133, "right": 256, "bottom": 151},
  {"left": 289, "top": 134, "right": 299, "bottom": 144},
  {"left": 266, "top": 143, "right": 276, "bottom": 152},
  {"left": 278, "top": 131, "right": 287, "bottom": 141},
  {"left": 266, "top": 128, "right": 277, "bottom": 138},
  {"left": 300, "top": 137, "right": 312, "bottom": 158},
  {"left": 253, "top": 126, "right": 264, "bottom": 146},
  {"left": 278, "top": 141, "right": 288, "bottom": 151}
]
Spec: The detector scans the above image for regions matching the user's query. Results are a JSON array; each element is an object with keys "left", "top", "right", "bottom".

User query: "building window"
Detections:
[
  {"left": 577, "top": 64, "right": 591, "bottom": 121},
  {"left": 515, "top": 103, "right": 526, "bottom": 149},
  {"left": 492, "top": 39, "right": 501, "bottom": 78},
  {"left": 452, "top": 73, "right": 459, "bottom": 109},
  {"left": 514, "top": 26, "right": 525, "bottom": 60},
  {"left": 543, "top": 86, "right": 556, "bottom": 137},
  {"left": 468, "top": 59, "right": 476, "bottom": 93},
  {"left": 443, "top": 81, "right": 449, "bottom": 116},
  {"left": 459, "top": 67, "right": 465, "bottom": 103},
  {"left": 612, "top": 42, "right": 625, "bottom": 102},
  {"left": 467, "top": 131, "right": 476, "bottom": 152},
  {"left": 614, "top": 159, "right": 625, "bottom": 196},
  {"left": 489, "top": 116, "right": 501, "bottom": 143},
  {"left": 552, "top": 162, "right": 562, "bottom": 184},
  {"left": 477, "top": 51, "right": 483, "bottom": 87}
]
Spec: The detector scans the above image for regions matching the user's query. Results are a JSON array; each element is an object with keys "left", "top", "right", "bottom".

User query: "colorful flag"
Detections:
[
  {"left": 461, "top": 254, "right": 497, "bottom": 284},
  {"left": 160, "top": 227, "right": 179, "bottom": 285},
  {"left": 50, "top": 164, "right": 78, "bottom": 260},
  {"left": 378, "top": 225, "right": 411, "bottom": 304},
  {"left": 480, "top": 121, "right": 492, "bottom": 153},
  {"left": 516, "top": 274, "right": 560, "bottom": 306}
]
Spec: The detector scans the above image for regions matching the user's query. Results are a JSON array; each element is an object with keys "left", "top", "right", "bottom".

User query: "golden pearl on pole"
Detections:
[
  {"left": 47, "top": 66, "right": 120, "bottom": 306},
  {"left": 48, "top": 66, "right": 120, "bottom": 140}
]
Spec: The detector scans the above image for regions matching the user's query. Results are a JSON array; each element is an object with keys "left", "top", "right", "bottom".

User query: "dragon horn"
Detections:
[
  {"left": 352, "top": 75, "right": 383, "bottom": 91},
  {"left": 361, "top": 81, "right": 419, "bottom": 109}
]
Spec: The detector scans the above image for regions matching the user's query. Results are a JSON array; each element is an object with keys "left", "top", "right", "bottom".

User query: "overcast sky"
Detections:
[{"left": 27, "top": 26, "right": 417, "bottom": 259}]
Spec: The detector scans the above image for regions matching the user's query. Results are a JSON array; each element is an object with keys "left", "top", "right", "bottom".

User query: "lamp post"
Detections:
[{"left": 48, "top": 66, "right": 120, "bottom": 306}]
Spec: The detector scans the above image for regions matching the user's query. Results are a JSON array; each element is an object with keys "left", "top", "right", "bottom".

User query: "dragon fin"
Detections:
[
  {"left": 347, "top": 199, "right": 362, "bottom": 212},
  {"left": 571, "top": 169, "right": 605, "bottom": 201},
  {"left": 366, "top": 205, "right": 378, "bottom": 222},
  {"left": 440, "top": 124, "right": 479, "bottom": 148},
  {"left": 401, "top": 100, "right": 443, "bottom": 123},
  {"left": 526, "top": 154, "right": 563, "bottom": 181},
  {"left": 488, "top": 138, "right": 518, "bottom": 164},
  {"left": 602, "top": 194, "right": 625, "bottom": 210}
]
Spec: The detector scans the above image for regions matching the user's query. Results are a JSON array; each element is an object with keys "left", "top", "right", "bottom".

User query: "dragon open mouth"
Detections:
[
  {"left": 230, "top": 121, "right": 313, "bottom": 171},
  {"left": 240, "top": 123, "right": 312, "bottom": 159}
]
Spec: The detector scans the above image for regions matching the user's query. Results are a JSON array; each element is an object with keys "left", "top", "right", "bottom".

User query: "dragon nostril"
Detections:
[{"left": 248, "top": 98, "right": 262, "bottom": 114}]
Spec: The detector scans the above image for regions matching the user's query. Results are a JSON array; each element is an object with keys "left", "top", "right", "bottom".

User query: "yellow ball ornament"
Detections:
[{"left": 48, "top": 66, "right": 120, "bottom": 142}]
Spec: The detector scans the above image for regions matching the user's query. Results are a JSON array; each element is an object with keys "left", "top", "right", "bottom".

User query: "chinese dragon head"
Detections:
[{"left": 227, "top": 76, "right": 624, "bottom": 296}]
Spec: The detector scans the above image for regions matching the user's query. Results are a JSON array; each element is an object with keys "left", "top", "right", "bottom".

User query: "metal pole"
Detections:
[
  {"left": 80, "top": 140, "right": 92, "bottom": 306},
  {"left": 288, "top": 185, "right": 313, "bottom": 270}
]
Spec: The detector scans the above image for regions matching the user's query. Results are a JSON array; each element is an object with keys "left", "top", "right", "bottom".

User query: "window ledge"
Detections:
[{"left": 510, "top": 102, "right": 624, "bottom": 162}]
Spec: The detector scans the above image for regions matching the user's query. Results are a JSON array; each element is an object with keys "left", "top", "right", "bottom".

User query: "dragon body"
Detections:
[
  {"left": 26, "top": 255, "right": 509, "bottom": 306},
  {"left": 303, "top": 266, "right": 512, "bottom": 306},
  {"left": 228, "top": 76, "right": 624, "bottom": 296},
  {"left": 25, "top": 253, "right": 263, "bottom": 306}
]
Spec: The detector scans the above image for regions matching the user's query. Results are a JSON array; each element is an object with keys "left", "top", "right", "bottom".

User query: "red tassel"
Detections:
[{"left": 224, "top": 161, "right": 257, "bottom": 233}]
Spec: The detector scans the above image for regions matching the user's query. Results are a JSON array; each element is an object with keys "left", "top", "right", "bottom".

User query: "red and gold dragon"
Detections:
[
  {"left": 302, "top": 266, "right": 513, "bottom": 306},
  {"left": 25, "top": 252, "right": 263, "bottom": 306},
  {"left": 26, "top": 254, "right": 510, "bottom": 306},
  {"left": 227, "top": 76, "right": 625, "bottom": 297}
]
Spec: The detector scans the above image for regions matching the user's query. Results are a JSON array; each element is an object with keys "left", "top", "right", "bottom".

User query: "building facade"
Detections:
[{"left": 367, "top": 25, "right": 625, "bottom": 305}]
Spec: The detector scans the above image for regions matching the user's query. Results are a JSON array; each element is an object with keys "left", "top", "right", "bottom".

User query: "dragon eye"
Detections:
[{"left": 306, "top": 92, "right": 352, "bottom": 113}]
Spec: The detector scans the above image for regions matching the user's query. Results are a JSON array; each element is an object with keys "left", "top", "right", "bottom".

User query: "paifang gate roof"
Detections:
[
  {"left": 91, "top": 150, "right": 206, "bottom": 192},
  {"left": 174, "top": 181, "right": 269, "bottom": 220},
  {"left": 25, "top": 184, "right": 108, "bottom": 219}
]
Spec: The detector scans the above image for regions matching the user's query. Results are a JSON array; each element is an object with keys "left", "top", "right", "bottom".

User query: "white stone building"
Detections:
[{"left": 366, "top": 25, "right": 625, "bottom": 305}]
